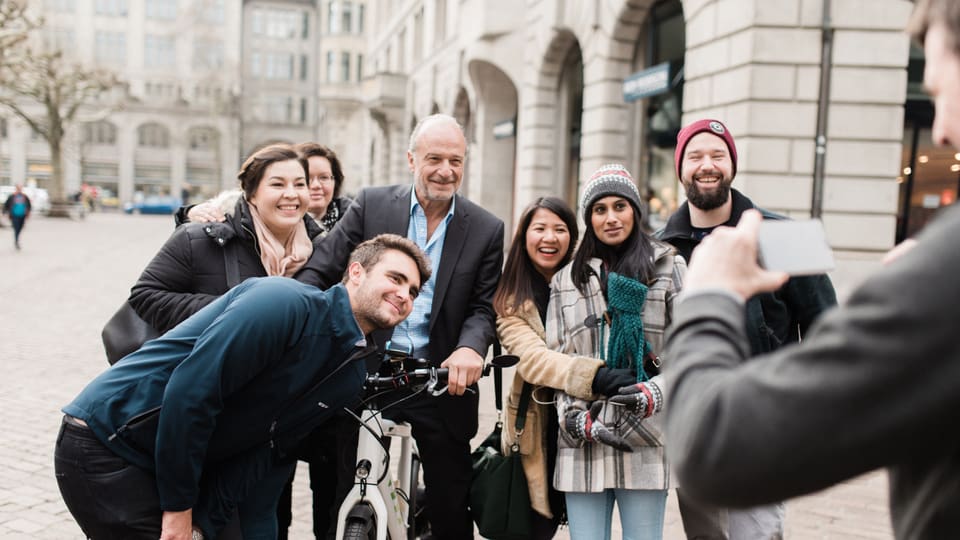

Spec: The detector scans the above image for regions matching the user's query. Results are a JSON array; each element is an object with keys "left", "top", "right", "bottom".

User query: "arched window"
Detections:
[
  {"left": 84, "top": 121, "right": 117, "bottom": 144},
  {"left": 138, "top": 122, "right": 170, "bottom": 148}
]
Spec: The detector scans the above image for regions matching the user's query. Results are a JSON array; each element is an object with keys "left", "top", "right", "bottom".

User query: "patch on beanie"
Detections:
[{"left": 709, "top": 121, "right": 725, "bottom": 135}]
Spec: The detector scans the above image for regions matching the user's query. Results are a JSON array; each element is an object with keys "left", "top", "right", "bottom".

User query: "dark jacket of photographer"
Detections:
[{"left": 657, "top": 188, "right": 837, "bottom": 354}]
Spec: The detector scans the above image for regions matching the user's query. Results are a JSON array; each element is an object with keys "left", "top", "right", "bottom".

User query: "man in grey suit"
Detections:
[
  {"left": 663, "top": 1, "right": 960, "bottom": 537},
  {"left": 299, "top": 113, "right": 504, "bottom": 539}
]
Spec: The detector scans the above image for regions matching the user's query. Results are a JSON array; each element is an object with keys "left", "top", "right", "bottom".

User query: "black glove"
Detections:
[
  {"left": 608, "top": 380, "right": 663, "bottom": 419},
  {"left": 591, "top": 367, "right": 637, "bottom": 397},
  {"left": 564, "top": 401, "right": 633, "bottom": 453}
]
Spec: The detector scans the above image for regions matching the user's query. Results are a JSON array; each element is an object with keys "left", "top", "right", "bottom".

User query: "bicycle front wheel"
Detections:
[{"left": 343, "top": 516, "right": 376, "bottom": 540}]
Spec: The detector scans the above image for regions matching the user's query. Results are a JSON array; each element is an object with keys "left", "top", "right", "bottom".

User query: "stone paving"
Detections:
[{"left": 0, "top": 213, "right": 892, "bottom": 539}]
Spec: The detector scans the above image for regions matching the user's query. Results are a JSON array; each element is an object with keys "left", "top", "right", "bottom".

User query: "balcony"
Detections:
[{"left": 362, "top": 72, "right": 407, "bottom": 113}]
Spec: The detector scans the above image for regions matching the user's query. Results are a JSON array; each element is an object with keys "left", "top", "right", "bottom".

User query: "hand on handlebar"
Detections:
[{"left": 440, "top": 347, "right": 483, "bottom": 396}]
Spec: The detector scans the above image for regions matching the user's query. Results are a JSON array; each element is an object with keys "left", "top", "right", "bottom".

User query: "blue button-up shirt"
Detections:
[{"left": 392, "top": 187, "right": 455, "bottom": 359}]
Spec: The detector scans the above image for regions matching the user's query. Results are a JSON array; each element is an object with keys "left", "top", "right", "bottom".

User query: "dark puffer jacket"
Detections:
[{"left": 130, "top": 197, "right": 322, "bottom": 333}]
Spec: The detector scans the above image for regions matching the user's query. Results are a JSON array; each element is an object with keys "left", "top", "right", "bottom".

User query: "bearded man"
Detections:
[{"left": 656, "top": 119, "right": 837, "bottom": 540}]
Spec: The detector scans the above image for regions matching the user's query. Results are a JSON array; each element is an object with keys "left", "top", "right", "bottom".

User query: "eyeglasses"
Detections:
[{"left": 311, "top": 175, "right": 336, "bottom": 184}]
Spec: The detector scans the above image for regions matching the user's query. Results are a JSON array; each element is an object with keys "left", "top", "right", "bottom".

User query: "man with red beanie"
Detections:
[{"left": 657, "top": 118, "right": 837, "bottom": 539}]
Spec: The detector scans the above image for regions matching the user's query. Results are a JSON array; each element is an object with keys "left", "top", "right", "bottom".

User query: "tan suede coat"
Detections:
[{"left": 497, "top": 300, "right": 604, "bottom": 518}]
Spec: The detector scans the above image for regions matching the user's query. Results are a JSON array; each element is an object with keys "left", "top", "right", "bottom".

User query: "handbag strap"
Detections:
[
  {"left": 493, "top": 339, "right": 503, "bottom": 413},
  {"left": 223, "top": 242, "right": 240, "bottom": 288}
]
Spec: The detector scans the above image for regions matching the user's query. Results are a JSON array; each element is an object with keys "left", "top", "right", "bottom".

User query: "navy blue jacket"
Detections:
[
  {"left": 64, "top": 278, "right": 372, "bottom": 531},
  {"left": 658, "top": 189, "right": 837, "bottom": 354}
]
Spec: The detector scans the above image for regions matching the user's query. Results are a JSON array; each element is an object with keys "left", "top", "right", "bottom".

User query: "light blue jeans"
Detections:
[{"left": 565, "top": 488, "right": 668, "bottom": 540}]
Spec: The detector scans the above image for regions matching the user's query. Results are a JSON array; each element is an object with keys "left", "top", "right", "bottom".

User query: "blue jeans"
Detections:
[{"left": 565, "top": 488, "right": 667, "bottom": 540}]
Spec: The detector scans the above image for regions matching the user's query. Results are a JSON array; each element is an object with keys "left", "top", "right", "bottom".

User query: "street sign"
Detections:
[
  {"left": 623, "top": 62, "right": 671, "bottom": 102},
  {"left": 493, "top": 118, "right": 515, "bottom": 139}
]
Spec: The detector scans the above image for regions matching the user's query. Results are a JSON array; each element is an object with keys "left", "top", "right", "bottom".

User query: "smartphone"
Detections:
[{"left": 757, "top": 219, "right": 835, "bottom": 276}]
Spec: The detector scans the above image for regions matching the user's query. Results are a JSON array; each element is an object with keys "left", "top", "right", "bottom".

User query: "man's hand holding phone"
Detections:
[{"left": 685, "top": 210, "right": 790, "bottom": 300}]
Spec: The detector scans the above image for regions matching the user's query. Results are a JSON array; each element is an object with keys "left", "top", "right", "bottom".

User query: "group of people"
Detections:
[{"left": 55, "top": 1, "right": 960, "bottom": 538}]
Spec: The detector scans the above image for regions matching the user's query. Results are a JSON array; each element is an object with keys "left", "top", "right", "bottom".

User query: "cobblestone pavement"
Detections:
[{"left": 0, "top": 213, "right": 892, "bottom": 539}]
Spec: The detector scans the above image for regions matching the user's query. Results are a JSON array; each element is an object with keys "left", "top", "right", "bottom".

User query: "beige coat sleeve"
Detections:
[{"left": 497, "top": 301, "right": 603, "bottom": 400}]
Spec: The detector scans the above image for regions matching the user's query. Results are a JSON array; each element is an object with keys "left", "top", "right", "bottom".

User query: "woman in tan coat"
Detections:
[{"left": 493, "top": 197, "right": 637, "bottom": 539}]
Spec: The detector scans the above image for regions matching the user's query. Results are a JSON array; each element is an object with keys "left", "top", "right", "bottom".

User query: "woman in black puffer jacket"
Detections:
[{"left": 130, "top": 144, "right": 321, "bottom": 334}]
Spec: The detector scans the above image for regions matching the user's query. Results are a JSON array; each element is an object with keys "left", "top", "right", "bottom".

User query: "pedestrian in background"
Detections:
[
  {"left": 547, "top": 164, "right": 685, "bottom": 540},
  {"left": 663, "top": 1, "right": 960, "bottom": 537},
  {"left": 3, "top": 184, "right": 31, "bottom": 250},
  {"left": 658, "top": 118, "right": 837, "bottom": 539}
]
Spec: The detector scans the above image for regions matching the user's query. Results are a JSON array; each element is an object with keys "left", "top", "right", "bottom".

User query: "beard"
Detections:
[
  {"left": 354, "top": 289, "right": 401, "bottom": 332},
  {"left": 682, "top": 171, "right": 733, "bottom": 211}
]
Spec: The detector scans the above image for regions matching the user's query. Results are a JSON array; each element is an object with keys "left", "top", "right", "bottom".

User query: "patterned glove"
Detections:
[
  {"left": 608, "top": 380, "right": 663, "bottom": 419},
  {"left": 564, "top": 401, "right": 633, "bottom": 453}
]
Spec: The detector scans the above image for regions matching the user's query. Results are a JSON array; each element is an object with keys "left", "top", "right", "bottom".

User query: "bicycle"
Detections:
[{"left": 335, "top": 342, "right": 517, "bottom": 540}]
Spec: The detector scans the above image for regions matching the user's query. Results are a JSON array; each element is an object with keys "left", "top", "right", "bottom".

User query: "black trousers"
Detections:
[
  {"left": 276, "top": 415, "right": 359, "bottom": 539},
  {"left": 55, "top": 419, "right": 163, "bottom": 540},
  {"left": 384, "top": 393, "right": 473, "bottom": 540}
]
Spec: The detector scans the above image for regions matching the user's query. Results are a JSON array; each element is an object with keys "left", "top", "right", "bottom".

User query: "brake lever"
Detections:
[{"left": 427, "top": 369, "right": 477, "bottom": 397}]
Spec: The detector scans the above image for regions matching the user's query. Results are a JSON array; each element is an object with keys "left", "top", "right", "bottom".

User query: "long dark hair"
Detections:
[
  {"left": 294, "top": 142, "right": 346, "bottom": 198},
  {"left": 572, "top": 199, "right": 655, "bottom": 297},
  {"left": 493, "top": 197, "right": 579, "bottom": 317}
]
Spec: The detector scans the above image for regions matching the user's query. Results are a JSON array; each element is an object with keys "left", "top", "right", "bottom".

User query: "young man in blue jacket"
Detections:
[{"left": 55, "top": 234, "right": 430, "bottom": 540}]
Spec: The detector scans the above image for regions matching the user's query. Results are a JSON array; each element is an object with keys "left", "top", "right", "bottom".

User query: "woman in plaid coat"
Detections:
[{"left": 546, "top": 164, "right": 685, "bottom": 540}]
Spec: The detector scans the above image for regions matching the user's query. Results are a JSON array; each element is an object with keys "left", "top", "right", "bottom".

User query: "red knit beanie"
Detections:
[{"left": 674, "top": 119, "right": 738, "bottom": 179}]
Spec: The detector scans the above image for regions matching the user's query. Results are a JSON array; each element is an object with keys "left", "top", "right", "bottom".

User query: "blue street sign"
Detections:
[{"left": 623, "top": 62, "right": 671, "bottom": 102}]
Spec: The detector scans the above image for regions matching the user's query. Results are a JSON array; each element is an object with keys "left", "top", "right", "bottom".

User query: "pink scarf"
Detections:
[{"left": 247, "top": 202, "right": 313, "bottom": 277}]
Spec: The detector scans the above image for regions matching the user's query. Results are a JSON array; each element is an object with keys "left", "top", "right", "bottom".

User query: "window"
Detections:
[
  {"left": 45, "top": 0, "right": 75, "bottom": 13},
  {"left": 357, "top": 3, "right": 365, "bottom": 33},
  {"left": 259, "top": 95, "right": 294, "bottom": 123},
  {"left": 201, "top": 0, "right": 224, "bottom": 25},
  {"left": 357, "top": 54, "right": 363, "bottom": 81},
  {"left": 95, "top": 31, "right": 126, "bottom": 65},
  {"left": 95, "top": 0, "right": 127, "bottom": 16},
  {"left": 341, "top": 52, "right": 350, "bottom": 82},
  {"left": 342, "top": 1, "right": 353, "bottom": 33},
  {"left": 188, "top": 127, "right": 219, "bottom": 151},
  {"left": 300, "top": 98, "right": 308, "bottom": 124},
  {"left": 326, "top": 51, "right": 335, "bottom": 82},
  {"left": 145, "top": 35, "right": 176, "bottom": 68},
  {"left": 413, "top": 9, "right": 423, "bottom": 63},
  {"left": 138, "top": 123, "right": 171, "bottom": 147},
  {"left": 145, "top": 0, "right": 176, "bottom": 20},
  {"left": 84, "top": 121, "right": 117, "bottom": 144},
  {"left": 328, "top": 1, "right": 340, "bottom": 33},
  {"left": 0, "top": 118, "right": 7, "bottom": 139},
  {"left": 253, "top": 8, "right": 300, "bottom": 39},
  {"left": 44, "top": 28, "right": 76, "bottom": 53},
  {"left": 302, "top": 12, "right": 310, "bottom": 39},
  {"left": 300, "top": 55, "right": 308, "bottom": 81},
  {"left": 193, "top": 40, "right": 224, "bottom": 70}
]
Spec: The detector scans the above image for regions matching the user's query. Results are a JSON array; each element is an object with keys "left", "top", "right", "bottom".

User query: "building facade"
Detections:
[
  {"left": 361, "top": 0, "right": 915, "bottom": 293},
  {"left": 0, "top": 0, "right": 937, "bottom": 293}
]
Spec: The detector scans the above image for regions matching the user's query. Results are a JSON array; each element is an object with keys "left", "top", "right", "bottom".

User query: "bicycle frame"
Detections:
[{"left": 334, "top": 405, "right": 419, "bottom": 540}]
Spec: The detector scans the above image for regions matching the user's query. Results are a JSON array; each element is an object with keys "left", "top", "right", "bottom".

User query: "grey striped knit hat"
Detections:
[{"left": 579, "top": 163, "right": 643, "bottom": 222}]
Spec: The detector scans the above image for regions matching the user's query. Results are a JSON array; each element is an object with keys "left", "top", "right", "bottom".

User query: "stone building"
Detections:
[
  {"left": 362, "top": 0, "right": 917, "bottom": 293},
  {"left": 0, "top": 0, "right": 940, "bottom": 293}
]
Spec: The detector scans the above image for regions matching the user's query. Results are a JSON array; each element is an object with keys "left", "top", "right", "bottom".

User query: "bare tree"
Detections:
[
  {"left": 0, "top": 2, "right": 35, "bottom": 70},
  {"left": 0, "top": 5, "right": 121, "bottom": 215}
]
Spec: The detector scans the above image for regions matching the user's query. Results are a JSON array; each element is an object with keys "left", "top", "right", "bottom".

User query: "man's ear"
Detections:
[
  {"left": 407, "top": 151, "right": 416, "bottom": 173},
  {"left": 347, "top": 261, "right": 366, "bottom": 285}
]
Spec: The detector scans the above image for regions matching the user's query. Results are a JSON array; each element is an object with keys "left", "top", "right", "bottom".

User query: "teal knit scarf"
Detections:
[{"left": 605, "top": 272, "right": 653, "bottom": 382}]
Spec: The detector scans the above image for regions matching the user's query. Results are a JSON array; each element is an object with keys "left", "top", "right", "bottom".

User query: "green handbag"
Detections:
[{"left": 469, "top": 354, "right": 533, "bottom": 540}]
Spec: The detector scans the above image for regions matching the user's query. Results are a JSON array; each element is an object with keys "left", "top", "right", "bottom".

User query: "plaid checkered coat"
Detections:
[{"left": 546, "top": 241, "right": 685, "bottom": 492}]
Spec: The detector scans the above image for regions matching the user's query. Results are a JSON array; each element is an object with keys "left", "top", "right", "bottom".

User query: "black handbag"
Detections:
[
  {"left": 102, "top": 241, "right": 241, "bottom": 365},
  {"left": 469, "top": 342, "right": 533, "bottom": 540},
  {"left": 102, "top": 301, "right": 160, "bottom": 365}
]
